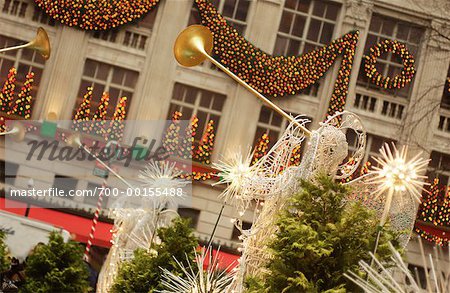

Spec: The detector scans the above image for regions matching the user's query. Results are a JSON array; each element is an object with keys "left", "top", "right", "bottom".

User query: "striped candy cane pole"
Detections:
[{"left": 84, "top": 180, "right": 107, "bottom": 261}]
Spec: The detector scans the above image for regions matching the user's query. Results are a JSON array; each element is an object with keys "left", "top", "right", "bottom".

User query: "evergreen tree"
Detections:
[
  {"left": 111, "top": 217, "right": 199, "bottom": 293},
  {"left": 247, "top": 175, "right": 401, "bottom": 293},
  {"left": 0, "top": 230, "right": 9, "bottom": 273},
  {"left": 21, "top": 231, "right": 89, "bottom": 293},
  {"left": 73, "top": 86, "right": 93, "bottom": 132}
]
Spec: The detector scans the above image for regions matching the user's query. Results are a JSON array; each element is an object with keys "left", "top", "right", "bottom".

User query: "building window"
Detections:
[
  {"left": 75, "top": 59, "right": 139, "bottom": 119},
  {"left": 0, "top": 35, "right": 46, "bottom": 108},
  {"left": 274, "top": 0, "right": 340, "bottom": 96},
  {"left": 31, "top": 6, "right": 56, "bottom": 26},
  {"left": 231, "top": 220, "right": 252, "bottom": 241},
  {"left": 83, "top": 182, "right": 104, "bottom": 206},
  {"left": 357, "top": 14, "right": 424, "bottom": 98},
  {"left": 427, "top": 151, "right": 450, "bottom": 189},
  {"left": 347, "top": 132, "right": 396, "bottom": 166},
  {"left": 274, "top": 0, "right": 340, "bottom": 55},
  {"left": 53, "top": 175, "right": 78, "bottom": 199},
  {"left": 167, "top": 83, "right": 226, "bottom": 143},
  {"left": 0, "top": 160, "right": 19, "bottom": 185},
  {"left": 91, "top": 8, "right": 157, "bottom": 50},
  {"left": 253, "top": 106, "right": 308, "bottom": 150},
  {"left": 178, "top": 207, "right": 201, "bottom": 228},
  {"left": 2, "top": 0, "right": 28, "bottom": 18},
  {"left": 189, "top": 0, "right": 251, "bottom": 35},
  {"left": 441, "top": 64, "right": 450, "bottom": 110}
]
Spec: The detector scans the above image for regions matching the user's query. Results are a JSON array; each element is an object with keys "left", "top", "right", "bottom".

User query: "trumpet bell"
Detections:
[
  {"left": 173, "top": 25, "right": 213, "bottom": 67},
  {"left": 66, "top": 133, "right": 81, "bottom": 148},
  {"left": 10, "top": 123, "right": 25, "bottom": 142},
  {"left": 28, "top": 27, "right": 51, "bottom": 60}
]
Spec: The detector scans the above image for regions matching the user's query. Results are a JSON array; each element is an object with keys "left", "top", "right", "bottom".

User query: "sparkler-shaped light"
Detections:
[
  {"left": 160, "top": 247, "right": 236, "bottom": 293},
  {"left": 345, "top": 239, "right": 450, "bottom": 293},
  {"left": 366, "top": 143, "right": 429, "bottom": 225},
  {"left": 138, "top": 161, "right": 189, "bottom": 207},
  {"left": 213, "top": 151, "right": 256, "bottom": 212}
]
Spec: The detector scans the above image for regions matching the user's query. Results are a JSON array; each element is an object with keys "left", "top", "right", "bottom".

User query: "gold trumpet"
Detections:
[
  {"left": 173, "top": 25, "right": 311, "bottom": 137},
  {"left": 0, "top": 122, "right": 26, "bottom": 142},
  {"left": 0, "top": 27, "right": 51, "bottom": 60}
]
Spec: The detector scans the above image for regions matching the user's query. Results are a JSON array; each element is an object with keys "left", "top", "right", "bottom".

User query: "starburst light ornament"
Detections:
[
  {"left": 366, "top": 143, "right": 429, "bottom": 225},
  {"left": 345, "top": 238, "right": 450, "bottom": 292},
  {"left": 213, "top": 150, "right": 256, "bottom": 213},
  {"left": 160, "top": 247, "right": 236, "bottom": 293}
]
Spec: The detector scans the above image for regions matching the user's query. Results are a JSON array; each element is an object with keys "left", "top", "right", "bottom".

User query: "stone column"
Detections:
[
  {"left": 219, "top": 0, "right": 284, "bottom": 157},
  {"left": 313, "top": 0, "right": 373, "bottom": 126},
  {"left": 127, "top": 0, "right": 193, "bottom": 139},
  {"left": 37, "top": 26, "right": 89, "bottom": 121},
  {"left": 401, "top": 19, "right": 450, "bottom": 156}
]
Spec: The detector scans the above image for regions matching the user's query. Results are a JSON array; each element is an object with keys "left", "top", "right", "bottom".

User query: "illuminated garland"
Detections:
[
  {"left": 363, "top": 40, "right": 415, "bottom": 89},
  {"left": 179, "top": 170, "right": 217, "bottom": 181},
  {"left": 12, "top": 72, "right": 34, "bottom": 119},
  {"left": 34, "top": 0, "right": 160, "bottom": 30},
  {"left": 194, "top": 0, "right": 359, "bottom": 119},
  {"left": 194, "top": 120, "right": 215, "bottom": 164},
  {"left": 251, "top": 133, "right": 270, "bottom": 165},
  {"left": 415, "top": 178, "right": 450, "bottom": 246},
  {"left": 162, "top": 111, "right": 182, "bottom": 156},
  {"left": 414, "top": 229, "right": 449, "bottom": 246},
  {"left": 178, "top": 115, "right": 198, "bottom": 159}
]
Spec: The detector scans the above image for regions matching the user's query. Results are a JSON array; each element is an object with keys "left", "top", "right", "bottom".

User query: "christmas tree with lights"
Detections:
[
  {"left": 12, "top": 72, "right": 34, "bottom": 119},
  {"left": 178, "top": 115, "right": 198, "bottom": 159},
  {"left": 0, "top": 67, "right": 17, "bottom": 113},
  {"left": 73, "top": 86, "right": 93, "bottom": 132},
  {"left": 110, "top": 96, "right": 127, "bottom": 141},
  {"left": 194, "top": 119, "right": 215, "bottom": 164},
  {"left": 92, "top": 92, "right": 109, "bottom": 136},
  {"left": 252, "top": 133, "right": 270, "bottom": 165},
  {"left": 162, "top": 111, "right": 182, "bottom": 156}
]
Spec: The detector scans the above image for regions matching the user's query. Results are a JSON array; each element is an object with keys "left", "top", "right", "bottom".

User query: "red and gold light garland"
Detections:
[
  {"left": 34, "top": 0, "right": 160, "bottom": 30},
  {"left": 363, "top": 40, "right": 415, "bottom": 89},
  {"left": 194, "top": 0, "right": 359, "bottom": 118}
]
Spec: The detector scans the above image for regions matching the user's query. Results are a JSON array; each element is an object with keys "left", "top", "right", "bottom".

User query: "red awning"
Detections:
[
  {"left": 1, "top": 198, "right": 113, "bottom": 248},
  {"left": 1, "top": 198, "right": 240, "bottom": 270}
]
